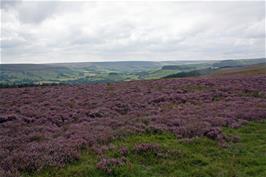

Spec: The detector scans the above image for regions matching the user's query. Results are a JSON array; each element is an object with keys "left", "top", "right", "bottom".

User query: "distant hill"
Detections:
[
  {"left": 0, "top": 64, "right": 77, "bottom": 85},
  {"left": 163, "top": 68, "right": 214, "bottom": 79},
  {"left": 0, "top": 64, "right": 74, "bottom": 74},
  {"left": 161, "top": 65, "right": 179, "bottom": 70},
  {"left": 52, "top": 61, "right": 162, "bottom": 72},
  {"left": 211, "top": 64, "right": 266, "bottom": 76},
  {"left": 164, "top": 63, "right": 266, "bottom": 79},
  {"left": 212, "top": 58, "right": 265, "bottom": 68},
  {"left": 1, "top": 58, "right": 265, "bottom": 87}
]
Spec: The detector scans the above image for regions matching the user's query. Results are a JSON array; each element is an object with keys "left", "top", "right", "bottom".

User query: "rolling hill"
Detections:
[{"left": 0, "top": 58, "right": 265, "bottom": 87}]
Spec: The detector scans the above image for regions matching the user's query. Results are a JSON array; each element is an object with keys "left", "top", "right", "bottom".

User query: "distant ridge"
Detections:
[{"left": 1, "top": 58, "right": 265, "bottom": 87}]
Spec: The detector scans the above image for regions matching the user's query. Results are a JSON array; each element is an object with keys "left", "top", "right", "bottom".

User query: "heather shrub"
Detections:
[
  {"left": 92, "top": 144, "right": 115, "bottom": 155},
  {"left": 133, "top": 143, "right": 160, "bottom": 154},
  {"left": 0, "top": 74, "right": 265, "bottom": 175},
  {"left": 0, "top": 114, "right": 16, "bottom": 124},
  {"left": 29, "top": 133, "right": 45, "bottom": 142},
  {"left": 0, "top": 168, "right": 20, "bottom": 177},
  {"left": 96, "top": 157, "right": 127, "bottom": 174},
  {"left": 119, "top": 146, "right": 129, "bottom": 156},
  {"left": 204, "top": 127, "right": 223, "bottom": 141}
]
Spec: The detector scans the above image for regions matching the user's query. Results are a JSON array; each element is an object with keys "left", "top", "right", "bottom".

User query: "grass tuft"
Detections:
[{"left": 24, "top": 121, "right": 266, "bottom": 177}]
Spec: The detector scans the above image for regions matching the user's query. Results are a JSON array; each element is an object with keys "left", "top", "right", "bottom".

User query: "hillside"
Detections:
[
  {"left": 211, "top": 64, "right": 266, "bottom": 76},
  {"left": 163, "top": 63, "right": 266, "bottom": 79},
  {"left": 53, "top": 61, "right": 162, "bottom": 72},
  {"left": 0, "top": 64, "right": 79, "bottom": 85},
  {"left": 1, "top": 58, "right": 264, "bottom": 87},
  {"left": 1, "top": 69, "right": 266, "bottom": 176},
  {"left": 212, "top": 58, "right": 265, "bottom": 68}
]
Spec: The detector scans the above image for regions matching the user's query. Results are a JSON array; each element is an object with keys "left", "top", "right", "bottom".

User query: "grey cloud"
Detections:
[
  {"left": 1, "top": 37, "right": 27, "bottom": 48},
  {"left": 0, "top": 0, "right": 21, "bottom": 9},
  {"left": 17, "top": 2, "right": 58, "bottom": 24},
  {"left": 2, "top": 1, "right": 59, "bottom": 24},
  {"left": 1, "top": 1, "right": 265, "bottom": 64}
]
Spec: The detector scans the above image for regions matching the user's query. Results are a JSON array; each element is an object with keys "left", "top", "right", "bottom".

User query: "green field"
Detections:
[
  {"left": 1, "top": 58, "right": 265, "bottom": 87},
  {"left": 23, "top": 120, "right": 266, "bottom": 177}
]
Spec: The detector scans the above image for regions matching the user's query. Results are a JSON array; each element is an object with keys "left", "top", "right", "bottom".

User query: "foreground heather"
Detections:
[
  {"left": 0, "top": 74, "right": 266, "bottom": 176},
  {"left": 24, "top": 121, "right": 266, "bottom": 177}
]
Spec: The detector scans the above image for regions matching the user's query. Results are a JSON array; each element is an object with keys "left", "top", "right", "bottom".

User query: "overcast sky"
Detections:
[{"left": 1, "top": 1, "right": 265, "bottom": 64}]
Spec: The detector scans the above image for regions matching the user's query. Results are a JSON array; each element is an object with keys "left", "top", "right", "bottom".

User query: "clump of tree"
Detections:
[{"left": 164, "top": 70, "right": 201, "bottom": 78}]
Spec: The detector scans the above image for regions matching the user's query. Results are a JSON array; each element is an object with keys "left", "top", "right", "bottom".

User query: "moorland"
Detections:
[{"left": 0, "top": 59, "right": 266, "bottom": 176}]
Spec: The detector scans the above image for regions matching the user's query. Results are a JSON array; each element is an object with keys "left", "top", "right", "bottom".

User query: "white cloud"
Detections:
[{"left": 1, "top": 1, "right": 265, "bottom": 63}]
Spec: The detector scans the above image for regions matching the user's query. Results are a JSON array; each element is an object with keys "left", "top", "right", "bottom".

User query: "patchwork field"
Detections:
[
  {"left": 1, "top": 58, "right": 265, "bottom": 87},
  {"left": 0, "top": 71, "right": 266, "bottom": 176}
]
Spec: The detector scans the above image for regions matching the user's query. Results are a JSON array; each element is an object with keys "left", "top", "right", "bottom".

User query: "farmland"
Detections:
[
  {"left": 0, "top": 67, "right": 266, "bottom": 176},
  {"left": 1, "top": 58, "right": 265, "bottom": 87}
]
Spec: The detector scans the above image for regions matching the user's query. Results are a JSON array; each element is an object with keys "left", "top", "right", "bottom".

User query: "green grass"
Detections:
[
  {"left": 143, "top": 69, "right": 179, "bottom": 80},
  {"left": 24, "top": 121, "right": 266, "bottom": 177}
]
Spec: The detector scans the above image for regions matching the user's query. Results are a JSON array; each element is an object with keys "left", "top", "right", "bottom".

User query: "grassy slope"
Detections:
[
  {"left": 143, "top": 69, "right": 180, "bottom": 80},
  {"left": 211, "top": 64, "right": 266, "bottom": 76},
  {"left": 1, "top": 59, "right": 265, "bottom": 85},
  {"left": 0, "top": 64, "right": 80, "bottom": 84},
  {"left": 24, "top": 121, "right": 266, "bottom": 177},
  {"left": 163, "top": 63, "right": 266, "bottom": 79}
]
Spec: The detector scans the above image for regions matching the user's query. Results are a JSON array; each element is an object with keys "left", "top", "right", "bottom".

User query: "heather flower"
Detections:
[
  {"left": 119, "top": 146, "right": 128, "bottom": 156},
  {"left": 204, "top": 127, "right": 224, "bottom": 141},
  {"left": 0, "top": 74, "right": 265, "bottom": 175},
  {"left": 133, "top": 143, "right": 160, "bottom": 154},
  {"left": 96, "top": 157, "right": 127, "bottom": 174}
]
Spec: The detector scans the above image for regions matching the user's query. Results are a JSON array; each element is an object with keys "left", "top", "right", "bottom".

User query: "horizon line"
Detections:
[{"left": 1, "top": 57, "right": 265, "bottom": 65}]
